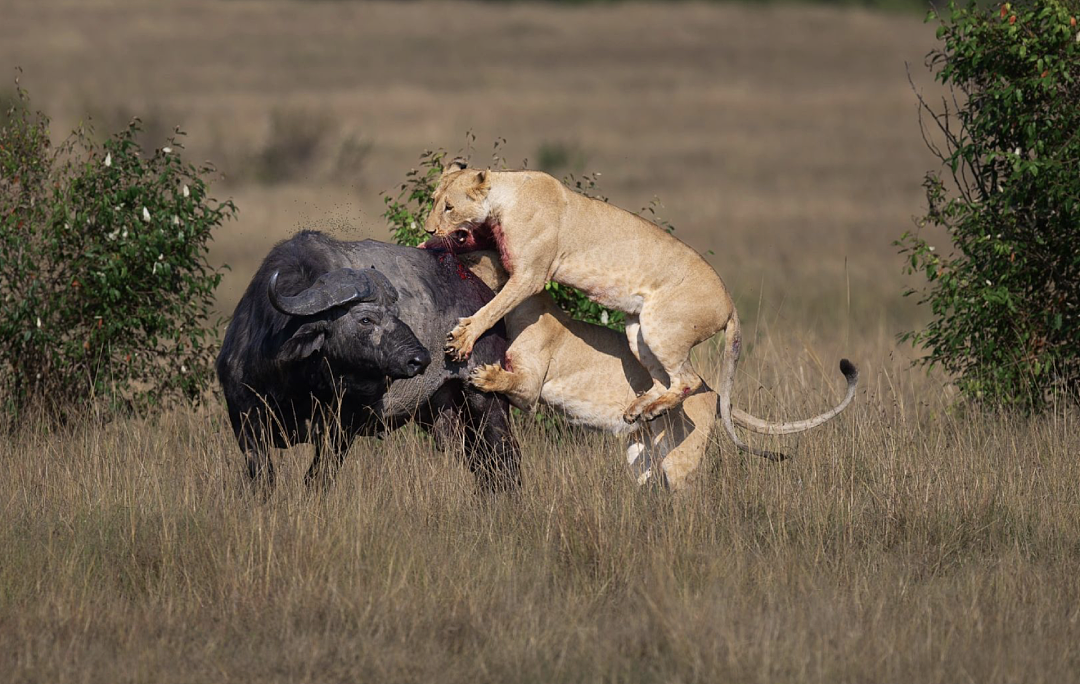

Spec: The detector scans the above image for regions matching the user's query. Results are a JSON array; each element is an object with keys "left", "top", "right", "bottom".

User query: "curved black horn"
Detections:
[{"left": 268, "top": 268, "right": 379, "bottom": 316}]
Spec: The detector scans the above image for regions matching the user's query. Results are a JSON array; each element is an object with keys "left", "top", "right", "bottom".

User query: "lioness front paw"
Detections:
[
  {"left": 469, "top": 363, "right": 510, "bottom": 393},
  {"left": 444, "top": 318, "right": 477, "bottom": 361}
]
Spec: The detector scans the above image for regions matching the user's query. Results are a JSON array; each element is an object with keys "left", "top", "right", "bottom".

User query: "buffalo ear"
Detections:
[{"left": 279, "top": 320, "right": 331, "bottom": 362}]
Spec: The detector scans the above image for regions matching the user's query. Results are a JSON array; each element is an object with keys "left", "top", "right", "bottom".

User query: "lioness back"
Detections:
[{"left": 542, "top": 181, "right": 729, "bottom": 315}]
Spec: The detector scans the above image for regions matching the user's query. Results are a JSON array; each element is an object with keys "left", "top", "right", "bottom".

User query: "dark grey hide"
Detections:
[{"left": 217, "top": 230, "right": 520, "bottom": 493}]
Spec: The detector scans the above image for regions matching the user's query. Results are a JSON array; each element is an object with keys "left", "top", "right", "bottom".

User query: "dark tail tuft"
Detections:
[{"left": 840, "top": 358, "right": 858, "bottom": 382}]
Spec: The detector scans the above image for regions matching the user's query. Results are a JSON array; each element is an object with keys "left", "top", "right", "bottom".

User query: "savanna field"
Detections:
[{"left": 2, "top": 1, "right": 1080, "bottom": 682}]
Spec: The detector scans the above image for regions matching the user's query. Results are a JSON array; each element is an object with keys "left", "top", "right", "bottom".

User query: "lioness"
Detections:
[
  {"left": 450, "top": 251, "right": 858, "bottom": 489},
  {"left": 423, "top": 159, "right": 735, "bottom": 423}
]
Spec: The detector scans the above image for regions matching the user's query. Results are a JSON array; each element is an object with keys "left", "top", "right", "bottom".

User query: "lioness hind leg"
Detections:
[
  {"left": 640, "top": 364, "right": 703, "bottom": 422},
  {"left": 469, "top": 363, "right": 517, "bottom": 394},
  {"left": 622, "top": 315, "right": 668, "bottom": 420},
  {"left": 623, "top": 290, "right": 729, "bottom": 422},
  {"left": 658, "top": 389, "right": 716, "bottom": 490},
  {"left": 468, "top": 361, "right": 544, "bottom": 412}
]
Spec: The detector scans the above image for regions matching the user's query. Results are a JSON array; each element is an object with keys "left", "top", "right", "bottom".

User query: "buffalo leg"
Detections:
[
  {"left": 462, "top": 389, "right": 521, "bottom": 492},
  {"left": 304, "top": 421, "right": 351, "bottom": 490},
  {"left": 418, "top": 382, "right": 468, "bottom": 454},
  {"left": 234, "top": 409, "right": 276, "bottom": 496}
]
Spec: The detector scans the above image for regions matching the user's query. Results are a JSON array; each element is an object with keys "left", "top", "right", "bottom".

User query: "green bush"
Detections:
[
  {"left": 898, "top": 1, "right": 1080, "bottom": 409},
  {"left": 382, "top": 147, "right": 637, "bottom": 330},
  {"left": 0, "top": 81, "right": 236, "bottom": 420}
]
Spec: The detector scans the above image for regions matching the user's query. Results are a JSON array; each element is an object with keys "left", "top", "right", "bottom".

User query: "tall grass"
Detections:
[{"left": 2, "top": 326, "right": 1077, "bottom": 683}]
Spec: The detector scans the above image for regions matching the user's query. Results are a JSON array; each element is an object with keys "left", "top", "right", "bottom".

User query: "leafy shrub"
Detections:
[
  {"left": 898, "top": 2, "right": 1080, "bottom": 409},
  {"left": 0, "top": 81, "right": 235, "bottom": 420},
  {"left": 382, "top": 146, "right": 632, "bottom": 330},
  {"left": 0, "top": 89, "right": 25, "bottom": 130}
]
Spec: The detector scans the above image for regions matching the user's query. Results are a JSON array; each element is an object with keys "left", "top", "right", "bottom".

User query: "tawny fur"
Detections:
[
  {"left": 423, "top": 161, "right": 733, "bottom": 423},
  {"left": 458, "top": 252, "right": 859, "bottom": 489}
]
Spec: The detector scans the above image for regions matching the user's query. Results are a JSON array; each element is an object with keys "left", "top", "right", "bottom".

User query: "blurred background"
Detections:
[{"left": 0, "top": 0, "right": 942, "bottom": 355}]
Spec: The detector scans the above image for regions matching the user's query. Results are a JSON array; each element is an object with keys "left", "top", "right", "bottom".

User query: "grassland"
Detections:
[
  {"left": 3, "top": 333, "right": 1079, "bottom": 683},
  {"left": 2, "top": 1, "right": 1078, "bottom": 682}
]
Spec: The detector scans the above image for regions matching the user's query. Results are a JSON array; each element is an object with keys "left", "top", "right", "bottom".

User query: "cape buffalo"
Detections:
[{"left": 217, "top": 230, "right": 519, "bottom": 493}]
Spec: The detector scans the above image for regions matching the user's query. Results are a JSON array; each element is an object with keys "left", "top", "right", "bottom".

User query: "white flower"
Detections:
[
  {"left": 158, "top": 253, "right": 164, "bottom": 261},
  {"left": 182, "top": 184, "right": 190, "bottom": 198},
  {"left": 104, "top": 153, "right": 112, "bottom": 167},
  {"left": 985, "top": 280, "right": 993, "bottom": 286},
  {"left": 162, "top": 146, "right": 172, "bottom": 154},
  {"left": 142, "top": 207, "right": 151, "bottom": 222},
  {"left": 180, "top": 364, "right": 187, "bottom": 374},
  {"left": 1013, "top": 147, "right": 1021, "bottom": 156},
  {"left": 172, "top": 215, "right": 180, "bottom": 226},
  {"left": 36, "top": 317, "right": 41, "bottom": 329},
  {"left": 600, "top": 310, "right": 609, "bottom": 325},
  {"left": 410, "top": 222, "right": 417, "bottom": 230},
  {"left": 121, "top": 229, "right": 128, "bottom": 240},
  {"left": 152, "top": 262, "right": 158, "bottom": 275},
  {"left": 106, "top": 229, "right": 119, "bottom": 241},
  {"left": 929, "top": 246, "right": 935, "bottom": 252}
]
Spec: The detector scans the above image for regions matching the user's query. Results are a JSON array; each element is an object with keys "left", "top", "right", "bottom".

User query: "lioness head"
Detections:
[{"left": 422, "top": 158, "right": 494, "bottom": 251}]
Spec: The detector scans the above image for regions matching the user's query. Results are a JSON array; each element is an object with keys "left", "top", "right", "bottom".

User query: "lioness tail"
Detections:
[{"left": 716, "top": 310, "right": 858, "bottom": 461}]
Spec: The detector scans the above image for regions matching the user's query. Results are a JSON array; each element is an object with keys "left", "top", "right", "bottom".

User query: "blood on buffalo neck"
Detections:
[{"left": 423, "top": 220, "right": 513, "bottom": 274}]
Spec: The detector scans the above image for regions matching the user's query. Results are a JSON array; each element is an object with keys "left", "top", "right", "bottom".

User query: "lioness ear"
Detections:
[
  {"left": 465, "top": 170, "right": 491, "bottom": 200},
  {"left": 441, "top": 157, "right": 468, "bottom": 179},
  {"left": 470, "top": 169, "right": 491, "bottom": 197}
]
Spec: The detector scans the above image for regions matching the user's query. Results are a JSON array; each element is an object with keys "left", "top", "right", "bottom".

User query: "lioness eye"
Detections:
[{"left": 444, "top": 202, "right": 454, "bottom": 212}]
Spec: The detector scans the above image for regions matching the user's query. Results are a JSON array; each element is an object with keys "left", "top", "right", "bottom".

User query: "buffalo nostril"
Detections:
[{"left": 406, "top": 351, "right": 430, "bottom": 376}]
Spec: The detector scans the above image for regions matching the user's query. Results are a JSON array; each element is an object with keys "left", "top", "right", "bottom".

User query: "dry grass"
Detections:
[{"left": 3, "top": 328, "right": 1079, "bottom": 683}]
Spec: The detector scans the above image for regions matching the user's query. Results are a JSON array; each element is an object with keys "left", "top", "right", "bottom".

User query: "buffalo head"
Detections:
[{"left": 268, "top": 267, "right": 430, "bottom": 379}]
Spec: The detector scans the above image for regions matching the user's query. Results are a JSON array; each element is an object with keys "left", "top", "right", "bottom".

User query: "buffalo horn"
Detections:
[{"left": 268, "top": 268, "right": 379, "bottom": 316}]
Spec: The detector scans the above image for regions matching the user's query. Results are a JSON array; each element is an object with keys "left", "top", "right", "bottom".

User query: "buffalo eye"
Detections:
[{"left": 360, "top": 316, "right": 374, "bottom": 326}]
